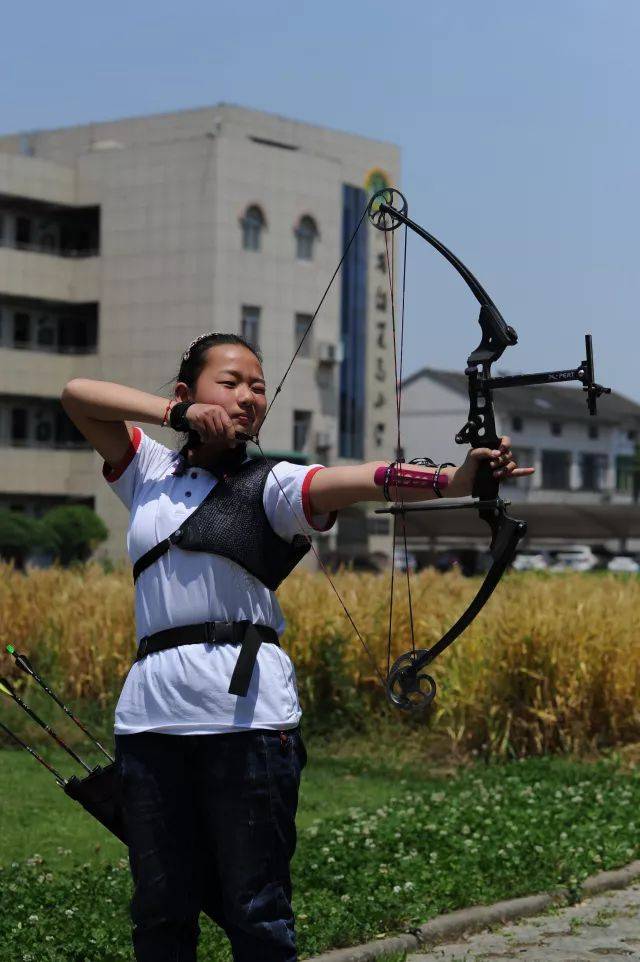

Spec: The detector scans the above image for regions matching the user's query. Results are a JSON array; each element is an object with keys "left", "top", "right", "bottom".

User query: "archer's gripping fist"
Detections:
[
  {"left": 180, "top": 402, "right": 251, "bottom": 450},
  {"left": 448, "top": 436, "right": 535, "bottom": 497}
]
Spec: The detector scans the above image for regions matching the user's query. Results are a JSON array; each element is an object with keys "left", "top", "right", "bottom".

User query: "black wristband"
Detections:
[
  {"left": 168, "top": 401, "right": 194, "bottom": 433},
  {"left": 383, "top": 462, "right": 395, "bottom": 502},
  {"left": 433, "top": 462, "right": 455, "bottom": 498}
]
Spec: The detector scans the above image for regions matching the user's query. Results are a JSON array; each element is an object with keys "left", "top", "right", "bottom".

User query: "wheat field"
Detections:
[{"left": 0, "top": 561, "right": 638, "bottom": 756}]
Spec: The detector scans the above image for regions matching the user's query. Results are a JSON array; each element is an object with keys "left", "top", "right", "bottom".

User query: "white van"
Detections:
[{"left": 549, "top": 545, "right": 598, "bottom": 573}]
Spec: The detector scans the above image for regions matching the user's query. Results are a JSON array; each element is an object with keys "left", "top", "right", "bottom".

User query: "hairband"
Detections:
[{"left": 182, "top": 332, "right": 220, "bottom": 361}]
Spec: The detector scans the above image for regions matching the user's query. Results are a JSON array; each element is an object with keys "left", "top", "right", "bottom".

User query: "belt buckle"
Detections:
[{"left": 213, "top": 621, "right": 234, "bottom": 644}]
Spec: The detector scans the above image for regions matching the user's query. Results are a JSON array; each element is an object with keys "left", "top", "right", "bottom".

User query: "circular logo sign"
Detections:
[{"left": 364, "top": 168, "right": 390, "bottom": 197}]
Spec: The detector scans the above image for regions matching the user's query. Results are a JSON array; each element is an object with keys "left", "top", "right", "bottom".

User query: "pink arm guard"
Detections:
[{"left": 373, "top": 465, "right": 449, "bottom": 491}]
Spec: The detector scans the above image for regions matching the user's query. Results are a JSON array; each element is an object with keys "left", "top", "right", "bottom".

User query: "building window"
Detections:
[
  {"left": 34, "top": 408, "right": 55, "bottom": 444},
  {"left": 550, "top": 421, "right": 562, "bottom": 436},
  {"left": 616, "top": 455, "right": 638, "bottom": 494},
  {"left": 511, "top": 415, "right": 523, "bottom": 432},
  {"left": 12, "top": 407, "right": 28, "bottom": 443},
  {"left": 240, "top": 205, "right": 265, "bottom": 251},
  {"left": 0, "top": 399, "right": 89, "bottom": 448},
  {"left": 588, "top": 423, "right": 599, "bottom": 440},
  {"left": 36, "top": 313, "right": 56, "bottom": 349},
  {"left": 541, "top": 450, "right": 571, "bottom": 489},
  {"left": 293, "top": 410, "right": 312, "bottom": 452},
  {"left": 295, "top": 215, "right": 318, "bottom": 260},
  {"left": 15, "top": 216, "right": 32, "bottom": 248},
  {"left": 13, "top": 311, "right": 31, "bottom": 347},
  {"left": 241, "top": 305, "right": 260, "bottom": 346},
  {"left": 580, "top": 453, "right": 608, "bottom": 491},
  {"left": 294, "top": 313, "right": 313, "bottom": 357}
]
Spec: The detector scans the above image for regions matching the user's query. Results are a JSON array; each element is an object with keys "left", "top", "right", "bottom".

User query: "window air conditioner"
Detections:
[{"left": 316, "top": 341, "right": 344, "bottom": 364}]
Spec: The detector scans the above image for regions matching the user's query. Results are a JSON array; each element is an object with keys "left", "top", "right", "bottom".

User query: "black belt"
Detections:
[{"left": 134, "top": 620, "right": 280, "bottom": 697}]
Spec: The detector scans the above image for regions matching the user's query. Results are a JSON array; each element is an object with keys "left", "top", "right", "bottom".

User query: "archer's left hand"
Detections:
[{"left": 449, "top": 436, "right": 535, "bottom": 496}]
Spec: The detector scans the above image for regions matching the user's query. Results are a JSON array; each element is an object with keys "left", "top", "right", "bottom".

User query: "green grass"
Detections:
[
  {"left": 0, "top": 736, "right": 422, "bottom": 869},
  {"left": 1, "top": 735, "right": 640, "bottom": 961}
]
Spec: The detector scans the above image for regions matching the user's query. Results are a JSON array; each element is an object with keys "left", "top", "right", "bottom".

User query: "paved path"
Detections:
[{"left": 408, "top": 882, "right": 640, "bottom": 961}]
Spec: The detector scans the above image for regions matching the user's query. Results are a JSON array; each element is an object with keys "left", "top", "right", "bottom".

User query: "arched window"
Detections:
[
  {"left": 240, "top": 205, "right": 265, "bottom": 251},
  {"left": 295, "top": 215, "right": 318, "bottom": 261}
]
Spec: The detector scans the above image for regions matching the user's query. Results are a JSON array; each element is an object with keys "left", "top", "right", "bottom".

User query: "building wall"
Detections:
[{"left": 0, "top": 105, "right": 401, "bottom": 566}]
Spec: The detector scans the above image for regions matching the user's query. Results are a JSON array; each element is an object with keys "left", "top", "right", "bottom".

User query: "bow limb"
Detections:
[{"left": 386, "top": 502, "right": 526, "bottom": 710}]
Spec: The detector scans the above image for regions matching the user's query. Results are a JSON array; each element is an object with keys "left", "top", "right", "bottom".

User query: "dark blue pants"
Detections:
[{"left": 115, "top": 727, "right": 307, "bottom": 962}]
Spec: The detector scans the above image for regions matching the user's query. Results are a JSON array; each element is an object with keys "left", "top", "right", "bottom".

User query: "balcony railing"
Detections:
[
  {"left": 0, "top": 239, "right": 99, "bottom": 258},
  {"left": 4, "top": 343, "right": 98, "bottom": 355}
]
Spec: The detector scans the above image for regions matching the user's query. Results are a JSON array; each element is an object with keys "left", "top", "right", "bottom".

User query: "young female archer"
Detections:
[{"left": 60, "top": 331, "right": 533, "bottom": 962}]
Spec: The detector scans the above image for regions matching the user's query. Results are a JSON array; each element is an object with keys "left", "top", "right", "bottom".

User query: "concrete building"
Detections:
[{"left": 0, "top": 104, "right": 401, "bottom": 566}]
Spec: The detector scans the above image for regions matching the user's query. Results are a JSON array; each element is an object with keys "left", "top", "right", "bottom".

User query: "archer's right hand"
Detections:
[{"left": 181, "top": 402, "right": 245, "bottom": 450}]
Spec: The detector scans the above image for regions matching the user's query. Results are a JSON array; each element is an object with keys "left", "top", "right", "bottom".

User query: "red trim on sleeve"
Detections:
[
  {"left": 102, "top": 426, "right": 143, "bottom": 483},
  {"left": 301, "top": 466, "right": 337, "bottom": 532}
]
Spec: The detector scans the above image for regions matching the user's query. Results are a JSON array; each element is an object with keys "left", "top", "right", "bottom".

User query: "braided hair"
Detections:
[{"left": 168, "top": 332, "right": 263, "bottom": 476}]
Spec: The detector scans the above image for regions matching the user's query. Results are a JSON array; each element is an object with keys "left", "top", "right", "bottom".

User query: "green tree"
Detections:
[
  {"left": 41, "top": 505, "right": 109, "bottom": 565},
  {"left": 0, "top": 509, "right": 58, "bottom": 571}
]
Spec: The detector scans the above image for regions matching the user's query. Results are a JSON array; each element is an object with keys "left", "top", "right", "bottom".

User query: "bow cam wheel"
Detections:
[
  {"left": 368, "top": 188, "right": 408, "bottom": 232},
  {"left": 386, "top": 651, "right": 437, "bottom": 712}
]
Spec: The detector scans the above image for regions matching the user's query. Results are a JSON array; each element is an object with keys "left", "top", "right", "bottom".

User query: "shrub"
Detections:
[
  {"left": 0, "top": 510, "right": 57, "bottom": 571},
  {"left": 41, "top": 506, "right": 108, "bottom": 566}
]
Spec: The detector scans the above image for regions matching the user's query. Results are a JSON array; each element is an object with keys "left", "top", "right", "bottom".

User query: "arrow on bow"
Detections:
[{"left": 235, "top": 188, "right": 611, "bottom": 711}]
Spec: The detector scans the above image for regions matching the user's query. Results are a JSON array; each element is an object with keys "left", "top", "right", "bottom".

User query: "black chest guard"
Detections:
[{"left": 132, "top": 456, "right": 311, "bottom": 590}]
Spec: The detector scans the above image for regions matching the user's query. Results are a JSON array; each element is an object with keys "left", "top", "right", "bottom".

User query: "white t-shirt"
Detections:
[{"left": 103, "top": 427, "right": 336, "bottom": 735}]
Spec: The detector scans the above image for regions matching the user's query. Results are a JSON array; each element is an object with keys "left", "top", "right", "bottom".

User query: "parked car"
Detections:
[
  {"left": 393, "top": 548, "right": 417, "bottom": 572},
  {"left": 607, "top": 555, "right": 640, "bottom": 574},
  {"left": 512, "top": 551, "right": 548, "bottom": 572},
  {"left": 548, "top": 545, "right": 598, "bottom": 573}
]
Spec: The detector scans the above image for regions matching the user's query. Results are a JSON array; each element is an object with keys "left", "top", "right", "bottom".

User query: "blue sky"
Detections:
[{"left": 2, "top": 0, "right": 637, "bottom": 402}]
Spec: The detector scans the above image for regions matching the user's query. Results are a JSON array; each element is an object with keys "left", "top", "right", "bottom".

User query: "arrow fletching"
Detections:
[
  {"left": 0, "top": 678, "right": 16, "bottom": 699},
  {"left": 6, "top": 645, "right": 36, "bottom": 679}
]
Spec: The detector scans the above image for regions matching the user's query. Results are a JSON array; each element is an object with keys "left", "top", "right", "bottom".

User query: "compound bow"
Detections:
[{"left": 237, "top": 187, "right": 610, "bottom": 712}]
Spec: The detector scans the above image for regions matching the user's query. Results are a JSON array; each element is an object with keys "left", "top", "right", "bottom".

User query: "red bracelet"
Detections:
[{"left": 161, "top": 400, "right": 173, "bottom": 427}]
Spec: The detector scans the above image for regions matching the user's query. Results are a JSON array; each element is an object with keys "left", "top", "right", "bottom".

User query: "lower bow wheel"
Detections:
[{"left": 386, "top": 652, "right": 437, "bottom": 712}]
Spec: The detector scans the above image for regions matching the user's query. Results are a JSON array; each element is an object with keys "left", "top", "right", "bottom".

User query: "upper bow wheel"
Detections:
[{"left": 368, "top": 188, "right": 408, "bottom": 232}]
